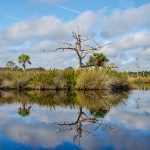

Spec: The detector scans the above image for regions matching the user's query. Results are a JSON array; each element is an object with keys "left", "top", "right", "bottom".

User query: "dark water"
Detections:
[{"left": 0, "top": 90, "right": 150, "bottom": 150}]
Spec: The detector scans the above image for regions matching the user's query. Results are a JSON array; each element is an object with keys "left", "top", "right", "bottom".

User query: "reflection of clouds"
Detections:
[
  {"left": 105, "top": 90, "right": 150, "bottom": 130},
  {"left": 96, "top": 126, "right": 150, "bottom": 150},
  {"left": 31, "top": 105, "right": 77, "bottom": 123},
  {"left": 5, "top": 123, "right": 67, "bottom": 148},
  {"left": 2, "top": 119, "right": 150, "bottom": 150},
  {"left": 107, "top": 112, "right": 150, "bottom": 130},
  {"left": 0, "top": 90, "right": 149, "bottom": 150},
  {"left": 0, "top": 104, "right": 85, "bottom": 149}
]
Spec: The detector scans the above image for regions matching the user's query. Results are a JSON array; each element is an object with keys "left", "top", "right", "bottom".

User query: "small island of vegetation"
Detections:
[{"left": 1, "top": 29, "right": 148, "bottom": 92}]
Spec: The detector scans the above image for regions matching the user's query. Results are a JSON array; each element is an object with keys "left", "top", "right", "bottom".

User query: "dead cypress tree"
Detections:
[{"left": 45, "top": 27, "right": 111, "bottom": 69}]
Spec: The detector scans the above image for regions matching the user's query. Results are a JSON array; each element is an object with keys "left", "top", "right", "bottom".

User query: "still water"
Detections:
[{"left": 0, "top": 90, "right": 149, "bottom": 150}]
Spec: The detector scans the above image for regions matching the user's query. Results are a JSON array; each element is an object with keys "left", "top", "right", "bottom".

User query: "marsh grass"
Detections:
[
  {"left": 128, "top": 77, "right": 150, "bottom": 83},
  {"left": 0, "top": 68, "right": 129, "bottom": 92}
]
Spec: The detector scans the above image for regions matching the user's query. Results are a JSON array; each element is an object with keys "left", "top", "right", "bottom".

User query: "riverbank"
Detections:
[{"left": 0, "top": 68, "right": 129, "bottom": 92}]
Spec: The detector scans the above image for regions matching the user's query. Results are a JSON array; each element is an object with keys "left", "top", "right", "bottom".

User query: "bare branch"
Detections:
[
  {"left": 41, "top": 49, "right": 57, "bottom": 53},
  {"left": 42, "top": 27, "right": 112, "bottom": 69},
  {"left": 81, "top": 35, "right": 95, "bottom": 42},
  {"left": 54, "top": 121, "right": 77, "bottom": 126},
  {"left": 93, "top": 41, "right": 113, "bottom": 50},
  {"left": 81, "top": 51, "right": 90, "bottom": 59},
  {"left": 55, "top": 47, "right": 76, "bottom": 51},
  {"left": 56, "top": 42, "right": 74, "bottom": 47},
  {"left": 82, "top": 44, "right": 95, "bottom": 49},
  {"left": 72, "top": 32, "right": 78, "bottom": 39}
]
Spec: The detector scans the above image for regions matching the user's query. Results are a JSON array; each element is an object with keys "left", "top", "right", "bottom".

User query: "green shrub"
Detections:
[
  {"left": 64, "top": 68, "right": 76, "bottom": 90},
  {"left": 29, "top": 71, "right": 56, "bottom": 89}
]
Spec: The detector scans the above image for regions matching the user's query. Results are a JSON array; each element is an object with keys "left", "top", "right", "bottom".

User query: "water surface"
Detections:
[{"left": 0, "top": 90, "right": 149, "bottom": 150}]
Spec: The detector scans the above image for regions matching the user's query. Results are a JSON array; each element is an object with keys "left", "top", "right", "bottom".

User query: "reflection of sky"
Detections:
[{"left": 0, "top": 90, "right": 150, "bottom": 150}]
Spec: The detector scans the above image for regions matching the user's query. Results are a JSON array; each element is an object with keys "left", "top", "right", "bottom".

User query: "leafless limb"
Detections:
[
  {"left": 55, "top": 47, "right": 76, "bottom": 51},
  {"left": 54, "top": 107, "right": 111, "bottom": 144},
  {"left": 44, "top": 28, "right": 111, "bottom": 68}
]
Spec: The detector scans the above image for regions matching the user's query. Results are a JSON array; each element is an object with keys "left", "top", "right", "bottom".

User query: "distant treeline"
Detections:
[
  {"left": 124, "top": 71, "right": 150, "bottom": 78},
  {"left": 0, "top": 67, "right": 46, "bottom": 71}
]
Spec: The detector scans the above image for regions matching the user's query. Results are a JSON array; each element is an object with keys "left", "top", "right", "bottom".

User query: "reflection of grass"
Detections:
[
  {"left": 0, "top": 69, "right": 129, "bottom": 92},
  {"left": 76, "top": 91, "right": 128, "bottom": 113},
  {"left": 128, "top": 77, "right": 150, "bottom": 90},
  {"left": 130, "top": 83, "right": 150, "bottom": 90},
  {"left": 0, "top": 91, "right": 128, "bottom": 117},
  {"left": 128, "top": 77, "right": 150, "bottom": 83}
]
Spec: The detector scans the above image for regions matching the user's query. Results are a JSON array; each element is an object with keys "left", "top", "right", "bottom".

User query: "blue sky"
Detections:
[{"left": 0, "top": 0, "right": 150, "bottom": 70}]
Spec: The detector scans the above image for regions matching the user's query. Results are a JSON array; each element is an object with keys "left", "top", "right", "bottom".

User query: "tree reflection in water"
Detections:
[
  {"left": 17, "top": 93, "right": 32, "bottom": 117},
  {"left": 54, "top": 106, "right": 114, "bottom": 144},
  {"left": 0, "top": 90, "right": 128, "bottom": 143},
  {"left": 18, "top": 104, "right": 31, "bottom": 117}
]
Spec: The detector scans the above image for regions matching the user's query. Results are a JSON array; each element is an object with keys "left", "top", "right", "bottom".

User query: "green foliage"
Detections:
[
  {"left": 18, "top": 53, "right": 30, "bottom": 63},
  {"left": 90, "top": 108, "right": 108, "bottom": 118},
  {"left": 18, "top": 107, "right": 30, "bottom": 117},
  {"left": 29, "top": 71, "right": 56, "bottom": 89},
  {"left": 86, "top": 52, "right": 109, "bottom": 67},
  {"left": 18, "top": 53, "right": 31, "bottom": 70},
  {"left": 64, "top": 68, "right": 76, "bottom": 90}
]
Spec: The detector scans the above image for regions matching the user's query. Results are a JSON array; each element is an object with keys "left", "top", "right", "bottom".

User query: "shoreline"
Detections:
[{"left": 0, "top": 69, "right": 129, "bottom": 92}]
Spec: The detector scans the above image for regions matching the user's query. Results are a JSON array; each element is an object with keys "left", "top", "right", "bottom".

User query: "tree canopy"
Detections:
[
  {"left": 18, "top": 53, "right": 31, "bottom": 70},
  {"left": 86, "top": 52, "right": 109, "bottom": 67}
]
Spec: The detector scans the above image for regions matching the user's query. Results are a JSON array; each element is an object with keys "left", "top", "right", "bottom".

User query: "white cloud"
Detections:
[
  {"left": 4, "top": 16, "right": 70, "bottom": 43},
  {"left": 0, "top": 3, "right": 150, "bottom": 69},
  {"left": 100, "top": 31, "right": 150, "bottom": 70},
  {"left": 1, "top": 10, "right": 97, "bottom": 68},
  {"left": 116, "top": 32, "right": 150, "bottom": 50},
  {"left": 4, "top": 10, "right": 96, "bottom": 44},
  {"left": 101, "top": 3, "right": 150, "bottom": 37}
]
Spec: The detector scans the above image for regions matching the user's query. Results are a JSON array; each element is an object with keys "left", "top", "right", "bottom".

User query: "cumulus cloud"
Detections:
[
  {"left": 4, "top": 10, "right": 96, "bottom": 44},
  {"left": 103, "top": 31, "right": 150, "bottom": 57},
  {"left": 116, "top": 32, "right": 150, "bottom": 50},
  {"left": 101, "top": 3, "right": 150, "bottom": 37},
  {"left": 4, "top": 16, "right": 70, "bottom": 43},
  {"left": 0, "top": 3, "right": 150, "bottom": 69},
  {"left": 1, "top": 10, "right": 97, "bottom": 68},
  {"left": 100, "top": 31, "right": 150, "bottom": 70}
]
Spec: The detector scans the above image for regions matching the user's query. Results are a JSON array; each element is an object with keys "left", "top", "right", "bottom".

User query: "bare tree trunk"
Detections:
[
  {"left": 77, "top": 56, "right": 82, "bottom": 69},
  {"left": 76, "top": 34, "right": 82, "bottom": 69},
  {"left": 22, "top": 62, "right": 26, "bottom": 70}
]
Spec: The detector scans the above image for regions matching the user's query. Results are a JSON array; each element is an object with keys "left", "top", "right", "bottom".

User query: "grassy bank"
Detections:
[
  {"left": 128, "top": 77, "right": 150, "bottom": 83},
  {"left": 0, "top": 68, "right": 129, "bottom": 92}
]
